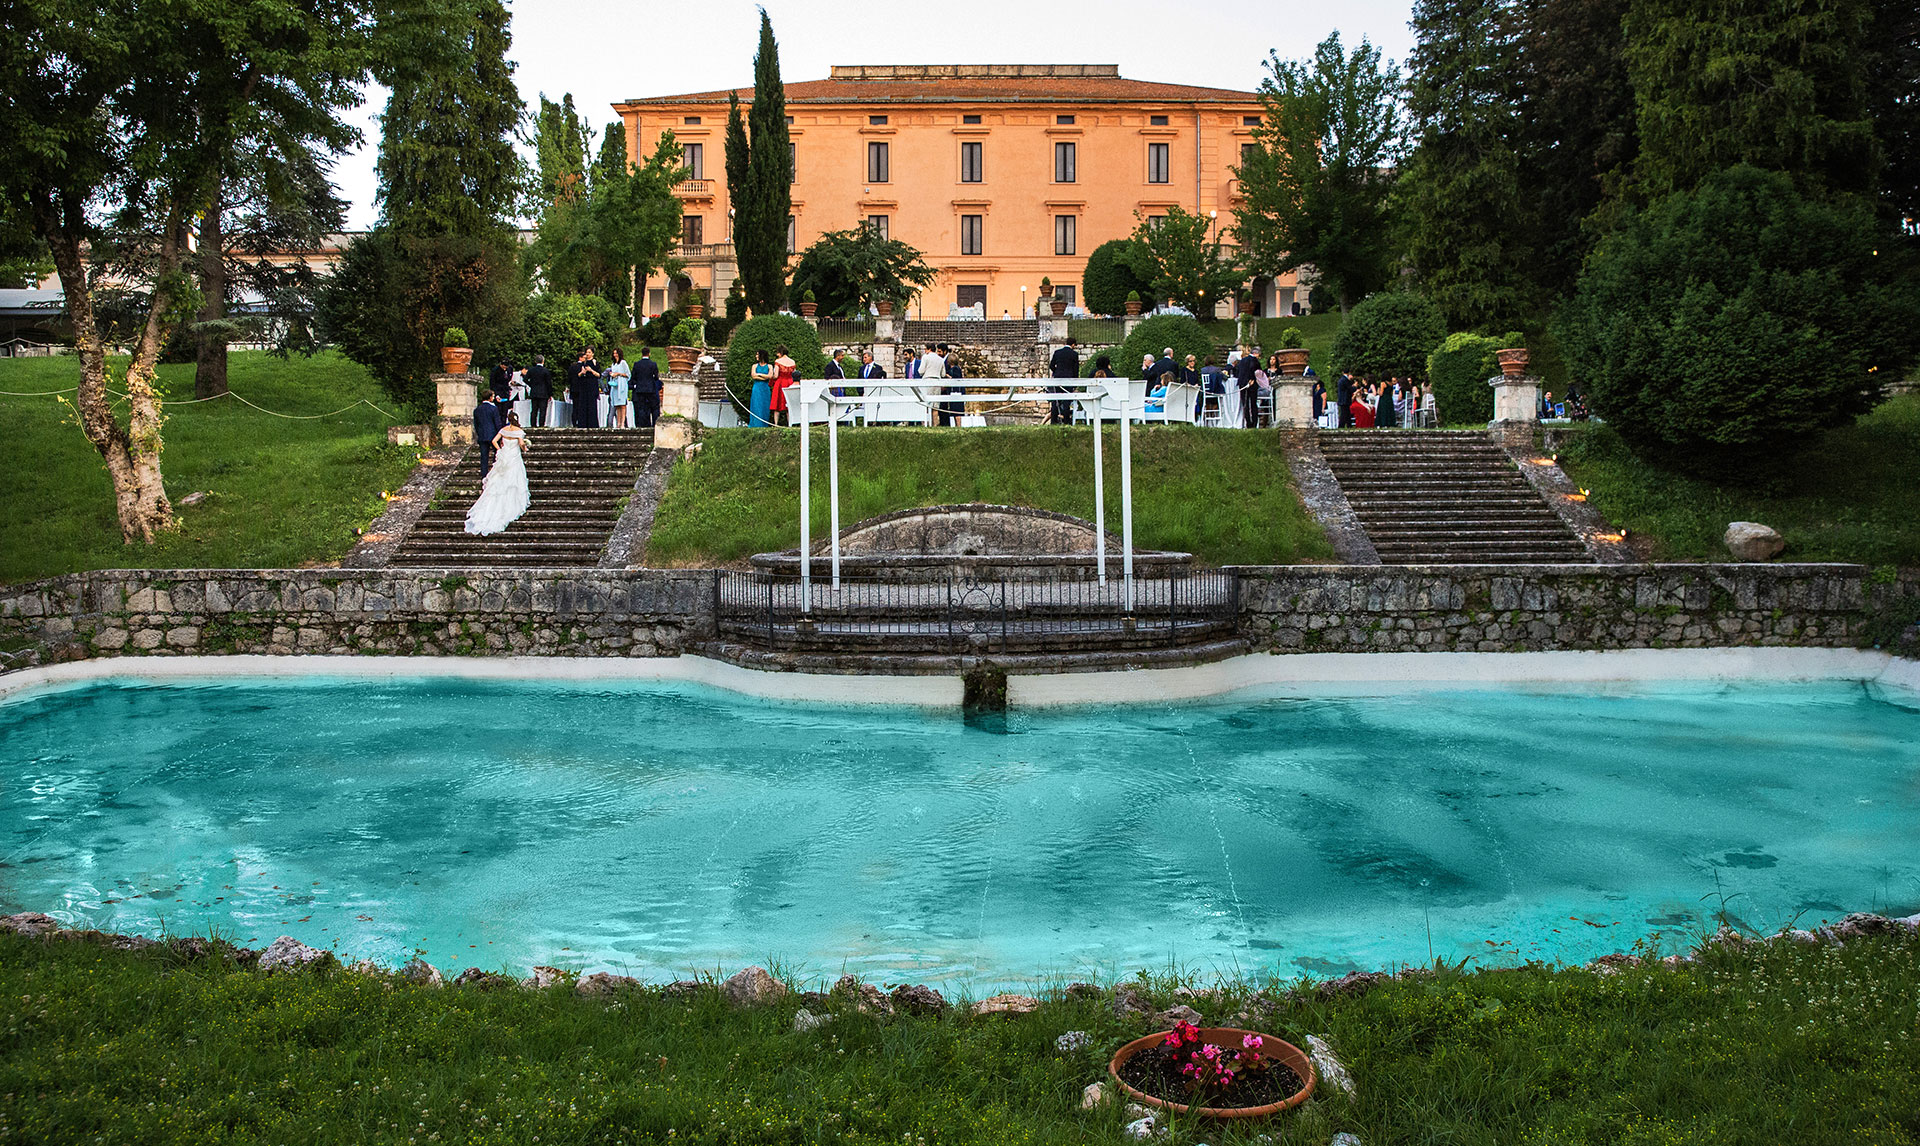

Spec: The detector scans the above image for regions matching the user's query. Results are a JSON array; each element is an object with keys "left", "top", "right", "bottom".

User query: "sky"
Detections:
[{"left": 334, "top": 0, "right": 1420, "bottom": 229}]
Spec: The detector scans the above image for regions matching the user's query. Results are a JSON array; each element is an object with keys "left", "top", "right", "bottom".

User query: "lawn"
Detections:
[
  {"left": 1556, "top": 393, "right": 1920, "bottom": 566},
  {"left": 646, "top": 425, "right": 1333, "bottom": 567},
  {"left": 0, "top": 351, "right": 421, "bottom": 584},
  {"left": 2, "top": 928, "right": 1915, "bottom": 1144}
]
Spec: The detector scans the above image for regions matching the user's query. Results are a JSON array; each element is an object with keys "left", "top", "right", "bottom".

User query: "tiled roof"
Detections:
[{"left": 620, "top": 65, "right": 1258, "bottom": 108}]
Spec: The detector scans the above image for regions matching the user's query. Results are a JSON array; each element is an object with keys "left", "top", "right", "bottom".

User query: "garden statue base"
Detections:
[
  {"left": 433, "top": 372, "right": 482, "bottom": 446},
  {"left": 1489, "top": 374, "right": 1542, "bottom": 450},
  {"left": 874, "top": 314, "right": 899, "bottom": 343},
  {"left": 1269, "top": 375, "right": 1317, "bottom": 442},
  {"left": 1122, "top": 315, "right": 1143, "bottom": 339},
  {"left": 661, "top": 378, "right": 699, "bottom": 422}
]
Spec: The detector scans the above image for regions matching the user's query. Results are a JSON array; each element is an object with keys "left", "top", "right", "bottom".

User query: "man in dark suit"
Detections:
[
  {"left": 822, "top": 347, "right": 846, "bottom": 399},
  {"left": 1336, "top": 371, "right": 1355, "bottom": 428},
  {"left": 859, "top": 349, "right": 885, "bottom": 381},
  {"left": 1148, "top": 348, "right": 1177, "bottom": 389},
  {"left": 488, "top": 358, "right": 512, "bottom": 402},
  {"left": 526, "top": 354, "right": 552, "bottom": 427},
  {"left": 1047, "top": 337, "right": 1079, "bottom": 424},
  {"left": 631, "top": 348, "right": 662, "bottom": 427},
  {"left": 1233, "top": 345, "right": 1260, "bottom": 427},
  {"left": 938, "top": 345, "right": 965, "bottom": 426},
  {"left": 568, "top": 348, "right": 601, "bottom": 428},
  {"left": 473, "top": 393, "right": 507, "bottom": 477}
]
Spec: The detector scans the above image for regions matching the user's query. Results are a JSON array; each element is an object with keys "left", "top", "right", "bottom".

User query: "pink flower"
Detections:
[
  {"left": 1164, "top": 1032, "right": 1182, "bottom": 1047},
  {"left": 1242, "top": 1034, "right": 1263, "bottom": 1050}
]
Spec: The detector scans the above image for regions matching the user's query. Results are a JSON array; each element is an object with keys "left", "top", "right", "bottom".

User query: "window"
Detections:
[
  {"left": 1147, "top": 215, "right": 1167, "bottom": 231},
  {"left": 1054, "top": 214, "right": 1076, "bottom": 256},
  {"left": 962, "top": 114, "right": 982, "bottom": 124},
  {"left": 787, "top": 216, "right": 797, "bottom": 254},
  {"left": 1243, "top": 115, "right": 1261, "bottom": 126},
  {"left": 1147, "top": 142, "right": 1170, "bottom": 183},
  {"left": 1241, "top": 142, "right": 1259, "bottom": 168},
  {"left": 1149, "top": 114, "right": 1169, "bottom": 126},
  {"left": 785, "top": 115, "right": 793, "bottom": 125},
  {"left": 960, "top": 141, "right": 983, "bottom": 183},
  {"left": 1056, "top": 114, "right": 1075, "bottom": 124},
  {"left": 1054, "top": 284, "right": 1076, "bottom": 308},
  {"left": 1054, "top": 140, "right": 1076, "bottom": 183},
  {"left": 683, "top": 115, "right": 701, "bottom": 125},
  {"left": 681, "top": 142, "right": 704, "bottom": 180},
  {"left": 867, "top": 214, "right": 889, "bottom": 239},
  {"left": 789, "top": 141, "right": 796, "bottom": 182},
  {"left": 867, "top": 140, "right": 889, "bottom": 182},
  {"left": 960, "top": 214, "right": 983, "bottom": 255},
  {"left": 869, "top": 114, "right": 888, "bottom": 125},
  {"left": 681, "top": 215, "right": 703, "bottom": 248}
]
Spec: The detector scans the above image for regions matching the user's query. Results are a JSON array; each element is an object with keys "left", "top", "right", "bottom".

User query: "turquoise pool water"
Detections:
[{"left": 2, "top": 676, "right": 1916, "bottom": 986}]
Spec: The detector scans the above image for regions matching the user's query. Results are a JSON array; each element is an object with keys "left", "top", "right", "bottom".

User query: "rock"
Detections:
[
  {"left": 1660, "top": 954, "right": 1691, "bottom": 968},
  {"left": 793, "top": 1008, "right": 832, "bottom": 1033},
  {"left": 526, "top": 965, "right": 569, "bottom": 989},
  {"left": 1305, "top": 1034, "right": 1355, "bottom": 1096},
  {"left": 1123, "top": 1115, "right": 1165, "bottom": 1140},
  {"left": 399, "top": 957, "right": 443, "bottom": 987},
  {"left": 1056, "top": 1030, "right": 1093, "bottom": 1053},
  {"left": 890, "top": 983, "right": 949, "bottom": 1016},
  {"left": 1153, "top": 1004, "right": 1203, "bottom": 1027},
  {"left": 661, "top": 978, "right": 704, "bottom": 1000},
  {"left": 1782, "top": 928, "right": 1820, "bottom": 944},
  {"left": 721, "top": 966, "right": 789, "bottom": 1007},
  {"left": 105, "top": 933, "right": 160, "bottom": 952},
  {"left": 1315, "top": 971, "right": 1390, "bottom": 1001},
  {"left": 971, "top": 993, "right": 1040, "bottom": 1016},
  {"left": 453, "top": 968, "right": 515, "bottom": 990},
  {"left": 0, "top": 912, "right": 59, "bottom": 938},
  {"left": 257, "top": 936, "right": 330, "bottom": 972},
  {"left": 1724, "top": 522, "right": 1785, "bottom": 562},
  {"left": 348, "top": 959, "right": 384, "bottom": 976},
  {"left": 832, "top": 974, "right": 893, "bottom": 1015},
  {"left": 576, "top": 971, "right": 638, "bottom": 998},
  {"left": 1113, "top": 983, "right": 1154, "bottom": 1016},
  {"left": 1079, "top": 1081, "right": 1109, "bottom": 1109},
  {"left": 1123, "top": 1103, "right": 1155, "bottom": 1121},
  {"left": 170, "top": 936, "right": 222, "bottom": 961},
  {"left": 1064, "top": 981, "right": 1099, "bottom": 1000},
  {"left": 179, "top": 491, "right": 209, "bottom": 507},
  {"left": 1828, "top": 912, "right": 1900, "bottom": 940},
  {"left": 1897, "top": 914, "right": 1920, "bottom": 932},
  {"left": 1331, "top": 1135, "right": 1365, "bottom": 1146}
]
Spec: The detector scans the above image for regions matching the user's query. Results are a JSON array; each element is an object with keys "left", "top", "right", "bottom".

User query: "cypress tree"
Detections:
[
  {"left": 724, "top": 91, "right": 751, "bottom": 302},
  {"left": 737, "top": 11, "right": 792, "bottom": 314}
]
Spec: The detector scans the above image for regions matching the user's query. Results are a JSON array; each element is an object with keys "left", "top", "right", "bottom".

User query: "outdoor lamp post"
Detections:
[{"left": 1021, "top": 284, "right": 1027, "bottom": 319}]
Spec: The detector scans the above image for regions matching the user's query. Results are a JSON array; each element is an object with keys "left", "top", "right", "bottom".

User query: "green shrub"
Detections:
[
  {"left": 670, "top": 318, "right": 705, "bottom": 348},
  {"left": 1427, "top": 330, "right": 1521, "bottom": 424},
  {"left": 1083, "top": 239, "right": 1150, "bottom": 315},
  {"left": 1279, "top": 326, "right": 1306, "bottom": 350},
  {"left": 1328, "top": 291, "right": 1446, "bottom": 380},
  {"left": 1558, "top": 164, "right": 1920, "bottom": 474},
  {"left": 637, "top": 308, "right": 681, "bottom": 351},
  {"left": 1080, "top": 313, "right": 1213, "bottom": 378},
  {"left": 443, "top": 326, "right": 468, "bottom": 347},
  {"left": 724, "top": 283, "right": 748, "bottom": 323},
  {"left": 484, "top": 293, "right": 621, "bottom": 370},
  {"left": 724, "top": 314, "right": 826, "bottom": 410},
  {"left": 702, "top": 315, "right": 737, "bottom": 348}
]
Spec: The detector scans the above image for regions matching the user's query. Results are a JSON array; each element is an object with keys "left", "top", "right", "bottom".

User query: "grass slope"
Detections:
[
  {"left": 1558, "top": 394, "right": 1920, "bottom": 566},
  {"left": 647, "top": 426, "right": 1332, "bottom": 568},
  {"left": 2, "top": 931, "right": 1916, "bottom": 1144},
  {"left": 0, "top": 352, "right": 419, "bottom": 584}
]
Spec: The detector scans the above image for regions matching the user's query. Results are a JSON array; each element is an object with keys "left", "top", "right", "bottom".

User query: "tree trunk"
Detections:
[
  {"left": 44, "top": 225, "right": 175, "bottom": 544},
  {"left": 194, "top": 193, "right": 229, "bottom": 399}
]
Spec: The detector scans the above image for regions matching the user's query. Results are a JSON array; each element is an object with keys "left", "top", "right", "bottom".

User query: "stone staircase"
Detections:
[
  {"left": 1318, "top": 431, "right": 1590, "bottom": 563},
  {"left": 387, "top": 428, "right": 653, "bottom": 568}
]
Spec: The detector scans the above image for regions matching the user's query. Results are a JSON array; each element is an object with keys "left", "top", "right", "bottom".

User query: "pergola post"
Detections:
[
  {"left": 1092, "top": 391, "right": 1106, "bottom": 585},
  {"left": 1119, "top": 397, "right": 1134, "bottom": 612},
  {"left": 828, "top": 404, "right": 842, "bottom": 587},
  {"left": 798, "top": 387, "right": 811, "bottom": 612}
]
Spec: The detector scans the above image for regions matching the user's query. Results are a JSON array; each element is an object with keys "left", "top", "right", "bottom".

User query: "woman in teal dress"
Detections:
[{"left": 748, "top": 349, "right": 775, "bottom": 427}]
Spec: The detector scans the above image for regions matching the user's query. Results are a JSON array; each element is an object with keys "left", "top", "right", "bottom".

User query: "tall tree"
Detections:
[
  {"left": 1233, "top": 32, "right": 1404, "bottom": 314},
  {"left": 0, "top": 0, "right": 376, "bottom": 543},
  {"left": 734, "top": 10, "right": 793, "bottom": 314},
  {"left": 1397, "top": 0, "right": 1536, "bottom": 332},
  {"left": 525, "top": 125, "right": 684, "bottom": 317},
  {"left": 789, "top": 224, "right": 938, "bottom": 317},
  {"left": 1623, "top": 0, "right": 1878, "bottom": 200},
  {"left": 1123, "top": 208, "right": 1244, "bottom": 314},
  {"left": 530, "top": 93, "right": 594, "bottom": 207},
  {"left": 1865, "top": 0, "right": 1919, "bottom": 234}
]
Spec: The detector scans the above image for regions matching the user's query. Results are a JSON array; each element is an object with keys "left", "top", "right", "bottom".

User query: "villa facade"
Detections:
[{"left": 613, "top": 64, "right": 1303, "bottom": 320}]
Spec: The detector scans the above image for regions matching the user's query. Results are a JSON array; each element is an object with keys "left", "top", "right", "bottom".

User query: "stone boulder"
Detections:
[
  {"left": 1152, "top": 1004, "right": 1203, "bottom": 1027},
  {"left": 575, "top": 971, "right": 639, "bottom": 998},
  {"left": 890, "top": 983, "right": 950, "bottom": 1016},
  {"left": 1724, "top": 522, "right": 1785, "bottom": 562},
  {"left": 831, "top": 975, "right": 893, "bottom": 1015},
  {"left": 453, "top": 968, "right": 516, "bottom": 991},
  {"left": 793, "top": 1008, "right": 832, "bottom": 1033},
  {"left": 971, "top": 993, "right": 1040, "bottom": 1016},
  {"left": 257, "top": 936, "right": 330, "bottom": 973},
  {"left": 721, "top": 966, "right": 789, "bottom": 1007},
  {"left": 1112, "top": 983, "right": 1153, "bottom": 1016},
  {"left": 399, "top": 958, "right": 444, "bottom": 987},
  {"left": 0, "top": 912, "right": 59, "bottom": 938},
  {"left": 526, "top": 965, "right": 569, "bottom": 990},
  {"left": 1314, "top": 971, "right": 1390, "bottom": 1001}
]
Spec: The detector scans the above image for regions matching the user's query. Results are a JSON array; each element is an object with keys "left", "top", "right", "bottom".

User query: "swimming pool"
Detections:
[{"left": 3, "top": 670, "right": 1916, "bottom": 986}]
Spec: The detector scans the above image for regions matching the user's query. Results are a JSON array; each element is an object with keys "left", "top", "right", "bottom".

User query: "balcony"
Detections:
[
  {"left": 674, "top": 240, "right": 736, "bottom": 266},
  {"left": 675, "top": 178, "right": 715, "bottom": 200}
]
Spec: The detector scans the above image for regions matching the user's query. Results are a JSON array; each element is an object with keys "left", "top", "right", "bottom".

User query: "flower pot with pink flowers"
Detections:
[{"left": 1109, "top": 1022, "right": 1315, "bottom": 1120}]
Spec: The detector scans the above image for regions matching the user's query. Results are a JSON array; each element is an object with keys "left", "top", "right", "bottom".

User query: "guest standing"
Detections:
[
  {"left": 473, "top": 392, "right": 507, "bottom": 477},
  {"left": 1351, "top": 384, "right": 1376, "bottom": 429},
  {"left": 1047, "top": 337, "right": 1080, "bottom": 425},
  {"left": 1233, "top": 344, "right": 1260, "bottom": 428},
  {"left": 748, "top": 349, "right": 775, "bottom": 427},
  {"left": 1336, "top": 371, "right": 1355, "bottom": 429},
  {"left": 526, "top": 355, "right": 553, "bottom": 427},
  {"left": 859, "top": 349, "right": 885, "bottom": 381},
  {"left": 605, "top": 349, "right": 632, "bottom": 429},
  {"left": 631, "top": 348, "right": 662, "bottom": 428},
  {"left": 568, "top": 348, "right": 601, "bottom": 428},
  {"left": 772, "top": 345, "right": 796, "bottom": 426}
]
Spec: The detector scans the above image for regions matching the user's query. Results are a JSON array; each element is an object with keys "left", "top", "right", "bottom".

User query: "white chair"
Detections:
[
  {"left": 862, "top": 389, "right": 932, "bottom": 424},
  {"left": 1256, "top": 388, "right": 1274, "bottom": 428},
  {"left": 1159, "top": 383, "right": 1201, "bottom": 424}
]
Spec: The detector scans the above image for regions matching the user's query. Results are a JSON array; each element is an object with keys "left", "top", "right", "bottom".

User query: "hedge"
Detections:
[
  {"left": 723, "top": 314, "right": 827, "bottom": 412},
  {"left": 1080, "top": 314, "right": 1214, "bottom": 379},
  {"left": 1327, "top": 292, "right": 1445, "bottom": 381},
  {"left": 1427, "top": 331, "right": 1521, "bottom": 425}
]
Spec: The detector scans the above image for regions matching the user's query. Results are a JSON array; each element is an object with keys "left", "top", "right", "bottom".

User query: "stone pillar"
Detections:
[
  {"left": 1269, "top": 374, "right": 1318, "bottom": 447},
  {"left": 872, "top": 340, "right": 898, "bottom": 376},
  {"left": 874, "top": 313, "right": 899, "bottom": 344},
  {"left": 661, "top": 377, "right": 699, "bottom": 422},
  {"left": 1122, "top": 315, "right": 1143, "bottom": 339},
  {"left": 1489, "top": 374, "right": 1542, "bottom": 450},
  {"left": 433, "top": 372, "right": 481, "bottom": 446},
  {"left": 801, "top": 314, "right": 820, "bottom": 330},
  {"left": 1040, "top": 315, "right": 1069, "bottom": 343}
]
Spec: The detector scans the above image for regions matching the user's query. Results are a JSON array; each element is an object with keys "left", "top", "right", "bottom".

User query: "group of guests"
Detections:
[
  {"left": 1323, "top": 372, "right": 1436, "bottom": 429},
  {"left": 485, "top": 347, "right": 662, "bottom": 430},
  {"left": 1133, "top": 344, "right": 1313, "bottom": 427}
]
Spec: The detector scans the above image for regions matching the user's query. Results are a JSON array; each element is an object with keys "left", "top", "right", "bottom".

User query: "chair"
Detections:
[
  {"left": 1199, "top": 390, "right": 1223, "bottom": 427},
  {"left": 1160, "top": 383, "right": 1201, "bottom": 424},
  {"left": 1255, "top": 388, "right": 1274, "bottom": 428},
  {"left": 862, "top": 392, "right": 931, "bottom": 424}
]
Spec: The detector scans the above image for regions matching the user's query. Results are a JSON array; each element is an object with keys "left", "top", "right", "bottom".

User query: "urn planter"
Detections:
[
  {"left": 1496, "top": 348, "right": 1530, "bottom": 378},
  {"left": 440, "top": 347, "right": 474, "bottom": 374},
  {"left": 1274, "top": 348, "right": 1311, "bottom": 377},
  {"left": 684, "top": 303, "right": 704, "bottom": 320},
  {"left": 1109, "top": 1027, "right": 1316, "bottom": 1120},
  {"left": 667, "top": 345, "right": 699, "bottom": 374},
  {"left": 875, "top": 299, "right": 894, "bottom": 316},
  {"left": 798, "top": 301, "right": 818, "bottom": 317},
  {"left": 1124, "top": 300, "right": 1143, "bottom": 316}
]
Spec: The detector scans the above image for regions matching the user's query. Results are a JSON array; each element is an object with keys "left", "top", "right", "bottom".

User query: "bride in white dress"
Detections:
[{"left": 464, "top": 413, "right": 532, "bottom": 535}]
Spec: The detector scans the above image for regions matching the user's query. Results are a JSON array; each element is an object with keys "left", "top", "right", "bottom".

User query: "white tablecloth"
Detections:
[{"left": 514, "top": 396, "right": 610, "bottom": 427}]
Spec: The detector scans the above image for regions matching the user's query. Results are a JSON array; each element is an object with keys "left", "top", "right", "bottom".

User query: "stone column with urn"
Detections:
[
  {"left": 1487, "top": 347, "right": 1541, "bottom": 450},
  {"left": 432, "top": 372, "right": 483, "bottom": 447}
]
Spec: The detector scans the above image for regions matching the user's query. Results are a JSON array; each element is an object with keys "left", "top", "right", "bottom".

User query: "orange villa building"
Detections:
[{"left": 614, "top": 64, "right": 1303, "bottom": 320}]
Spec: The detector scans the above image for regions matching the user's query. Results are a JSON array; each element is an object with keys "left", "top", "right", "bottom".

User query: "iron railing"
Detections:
[{"left": 715, "top": 571, "right": 1238, "bottom": 654}]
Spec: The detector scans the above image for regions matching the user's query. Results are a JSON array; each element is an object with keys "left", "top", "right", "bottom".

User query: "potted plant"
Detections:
[
  {"left": 1110, "top": 1022, "right": 1316, "bottom": 1121},
  {"left": 683, "top": 288, "right": 706, "bottom": 321},
  {"left": 667, "top": 318, "right": 704, "bottom": 373},
  {"left": 1496, "top": 344, "right": 1530, "bottom": 378},
  {"left": 1038, "top": 276, "right": 1054, "bottom": 298},
  {"left": 1124, "top": 291, "right": 1143, "bottom": 317},
  {"left": 798, "top": 289, "right": 818, "bottom": 318},
  {"left": 440, "top": 327, "right": 473, "bottom": 374},
  {"left": 875, "top": 296, "right": 895, "bottom": 317},
  {"left": 1238, "top": 294, "right": 1257, "bottom": 317},
  {"left": 1274, "top": 326, "right": 1310, "bottom": 376}
]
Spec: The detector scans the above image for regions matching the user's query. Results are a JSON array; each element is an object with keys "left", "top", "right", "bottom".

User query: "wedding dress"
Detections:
[{"left": 464, "top": 427, "right": 530, "bottom": 535}]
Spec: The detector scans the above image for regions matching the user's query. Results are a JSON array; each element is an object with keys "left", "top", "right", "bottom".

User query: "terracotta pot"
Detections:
[
  {"left": 798, "top": 301, "right": 818, "bottom": 317},
  {"left": 667, "top": 345, "right": 698, "bottom": 374},
  {"left": 1275, "top": 347, "right": 1311, "bottom": 377},
  {"left": 440, "top": 346, "right": 473, "bottom": 374},
  {"left": 1039, "top": 284, "right": 1054, "bottom": 297},
  {"left": 875, "top": 299, "right": 894, "bottom": 316},
  {"left": 684, "top": 303, "right": 704, "bottom": 320},
  {"left": 1124, "top": 300, "right": 1143, "bottom": 316},
  {"left": 1109, "top": 1028, "right": 1316, "bottom": 1121},
  {"left": 1496, "top": 348, "right": 1530, "bottom": 378},
  {"left": 1239, "top": 300, "right": 1257, "bottom": 316}
]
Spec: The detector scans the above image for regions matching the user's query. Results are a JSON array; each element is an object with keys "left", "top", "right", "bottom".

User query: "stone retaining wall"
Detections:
[
  {"left": 0, "top": 569, "right": 716, "bottom": 664},
  {"left": 1230, "top": 563, "right": 1916, "bottom": 654}
]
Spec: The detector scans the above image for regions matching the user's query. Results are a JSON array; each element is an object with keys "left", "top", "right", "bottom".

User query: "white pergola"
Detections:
[{"left": 788, "top": 377, "right": 1143, "bottom": 611}]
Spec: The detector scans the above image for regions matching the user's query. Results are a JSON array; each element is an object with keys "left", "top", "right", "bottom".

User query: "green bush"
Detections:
[
  {"left": 1427, "top": 330, "right": 1521, "bottom": 424},
  {"left": 702, "top": 315, "right": 737, "bottom": 348},
  {"left": 724, "top": 283, "right": 748, "bottom": 324},
  {"left": 670, "top": 318, "right": 705, "bottom": 348},
  {"left": 1327, "top": 291, "right": 1445, "bottom": 380},
  {"left": 443, "top": 326, "right": 468, "bottom": 347},
  {"left": 1080, "top": 314, "right": 1213, "bottom": 379},
  {"left": 724, "top": 314, "right": 826, "bottom": 410},
  {"left": 637, "top": 308, "right": 681, "bottom": 351},
  {"left": 1082, "top": 239, "right": 1150, "bottom": 315},
  {"left": 1278, "top": 326, "right": 1306, "bottom": 350},
  {"left": 484, "top": 292, "right": 622, "bottom": 371},
  {"left": 1558, "top": 164, "right": 1920, "bottom": 473}
]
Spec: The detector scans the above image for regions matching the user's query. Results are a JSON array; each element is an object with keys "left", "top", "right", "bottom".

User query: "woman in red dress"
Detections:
[{"left": 771, "top": 344, "right": 796, "bottom": 426}]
